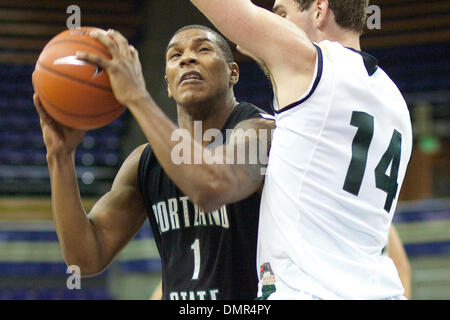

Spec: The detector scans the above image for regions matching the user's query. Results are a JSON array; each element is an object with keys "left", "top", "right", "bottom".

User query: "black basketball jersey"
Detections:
[{"left": 137, "top": 102, "right": 272, "bottom": 300}]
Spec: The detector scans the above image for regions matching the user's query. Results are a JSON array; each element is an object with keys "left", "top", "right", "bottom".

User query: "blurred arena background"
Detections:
[{"left": 0, "top": 0, "right": 448, "bottom": 300}]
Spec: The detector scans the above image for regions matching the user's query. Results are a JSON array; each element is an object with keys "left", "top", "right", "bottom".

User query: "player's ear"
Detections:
[
  {"left": 228, "top": 62, "right": 239, "bottom": 87},
  {"left": 164, "top": 75, "right": 173, "bottom": 98},
  {"left": 315, "top": 0, "right": 330, "bottom": 29}
]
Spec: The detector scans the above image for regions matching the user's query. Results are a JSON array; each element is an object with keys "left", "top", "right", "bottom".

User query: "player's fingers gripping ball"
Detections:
[{"left": 33, "top": 27, "right": 125, "bottom": 130}]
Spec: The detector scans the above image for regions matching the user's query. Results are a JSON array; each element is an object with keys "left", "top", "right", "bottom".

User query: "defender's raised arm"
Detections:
[
  {"left": 190, "top": 0, "right": 317, "bottom": 109},
  {"left": 190, "top": 0, "right": 314, "bottom": 66}
]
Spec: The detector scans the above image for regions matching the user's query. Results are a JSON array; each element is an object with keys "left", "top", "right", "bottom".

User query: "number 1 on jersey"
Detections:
[
  {"left": 190, "top": 238, "right": 201, "bottom": 280},
  {"left": 343, "top": 111, "right": 402, "bottom": 212},
  {"left": 343, "top": 111, "right": 374, "bottom": 195}
]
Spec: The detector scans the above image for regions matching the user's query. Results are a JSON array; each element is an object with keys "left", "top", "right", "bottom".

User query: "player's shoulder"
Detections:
[
  {"left": 316, "top": 40, "right": 343, "bottom": 61},
  {"left": 136, "top": 143, "right": 153, "bottom": 174},
  {"left": 232, "top": 117, "right": 276, "bottom": 133},
  {"left": 228, "top": 101, "right": 275, "bottom": 129},
  {"left": 376, "top": 69, "right": 407, "bottom": 101},
  {"left": 131, "top": 143, "right": 150, "bottom": 162},
  {"left": 119, "top": 143, "right": 148, "bottom": 167},
  {"left": 113, "top": 144, "right": 149, "bottom": 189},
  {"left": 136, "top": 143, "right": 156, "bottom": 193},
  {"left": 229, "top": 102, "right": 275, "bottom": 134},
  {"left": 237, "top": 101, "right": 274, "bottom": 118}
]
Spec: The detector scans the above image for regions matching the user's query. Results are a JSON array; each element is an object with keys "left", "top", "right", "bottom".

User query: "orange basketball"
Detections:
[{"left": 32, "top": 27, "right": 125, "bottom": 130}]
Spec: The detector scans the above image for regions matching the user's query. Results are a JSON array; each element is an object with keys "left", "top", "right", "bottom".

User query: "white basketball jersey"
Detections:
[{"left": 258, "top": 40, "right": 413, "bottom": 299}]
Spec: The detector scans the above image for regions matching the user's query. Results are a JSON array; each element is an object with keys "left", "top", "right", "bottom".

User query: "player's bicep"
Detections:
[
  {"left": 191, "top": 0, "right": 315, "bottom": 72},
  {"left": 87, "top": 144, "right": 148, "bottom": 265}
]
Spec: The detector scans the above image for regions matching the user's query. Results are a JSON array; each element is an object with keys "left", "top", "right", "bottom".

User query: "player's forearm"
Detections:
[
  {"left": 127, "top": 95, "right": 240, "bottom": 211},
  {"left": 46, "top": 152, "right": 102, "bottom": 274}
]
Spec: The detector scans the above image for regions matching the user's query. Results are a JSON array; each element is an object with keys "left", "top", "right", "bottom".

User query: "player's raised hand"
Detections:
[
  {"left": 75, "top": 29, "right": 149, "bottom": 107},
  {"left": 32, "top": 92, "right": 85, "bottom": 157}
]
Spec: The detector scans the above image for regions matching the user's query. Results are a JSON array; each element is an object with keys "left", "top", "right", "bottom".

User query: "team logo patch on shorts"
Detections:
[
  {"left": 260, "top": 262, "right": 276, "bottom": 285},
  {"left": 257, "top": 262, "right": 276, "bottom": 300}
]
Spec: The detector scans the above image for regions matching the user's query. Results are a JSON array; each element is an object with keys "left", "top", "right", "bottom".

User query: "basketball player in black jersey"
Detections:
[{"left": 33, "top": 25, "right": 275, "bottom": 300}]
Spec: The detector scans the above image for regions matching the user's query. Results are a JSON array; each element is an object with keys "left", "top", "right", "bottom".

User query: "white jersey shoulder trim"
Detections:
[{"left": 273, "top": 44, "right": 323, "bottom": 114}]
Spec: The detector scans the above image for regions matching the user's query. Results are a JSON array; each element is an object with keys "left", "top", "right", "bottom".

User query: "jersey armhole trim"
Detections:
[
  {"left": 274, "top": 44, "right": 323, "bottom": 114},
  {"left": 137, "top": 143, "right": 151, "bottom": 196}
]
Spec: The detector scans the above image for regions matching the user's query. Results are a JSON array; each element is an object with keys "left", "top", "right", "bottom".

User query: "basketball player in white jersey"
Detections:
[{"left": 191, "top": 0, "right": 413, "bottom": 299}]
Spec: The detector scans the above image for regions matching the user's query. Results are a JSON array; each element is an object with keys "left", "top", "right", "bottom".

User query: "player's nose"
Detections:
[{"left": 179, "top": 50, "right": 198, "bottom": 66}]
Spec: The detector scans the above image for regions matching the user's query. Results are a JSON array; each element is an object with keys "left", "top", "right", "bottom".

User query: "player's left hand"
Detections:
[{"left": 76, "top": 29, "right": 149, "bottom": 107}]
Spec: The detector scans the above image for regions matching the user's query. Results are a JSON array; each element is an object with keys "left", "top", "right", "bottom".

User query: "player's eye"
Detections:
[
  {"left": 199, "top": 47, "right": 210, "bottom": 52},
  {"left": 170, "top": 52, "right": 181, "bottom": 59}
]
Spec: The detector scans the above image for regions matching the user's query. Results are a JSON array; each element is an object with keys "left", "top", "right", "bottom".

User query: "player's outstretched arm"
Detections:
[
  {"left": 190, "top": 0, "right": 317, "bottom": 109},
  {"left": 190, "top": 0, "right": 314, "bottom": 68}
]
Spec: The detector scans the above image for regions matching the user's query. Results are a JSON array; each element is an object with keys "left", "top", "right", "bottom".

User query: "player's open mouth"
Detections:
[{"left": 179, "top": 71, "right": 204, "bottom": 84}]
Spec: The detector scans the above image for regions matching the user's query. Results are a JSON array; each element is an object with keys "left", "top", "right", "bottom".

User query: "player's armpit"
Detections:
[{"left": 85, "top": 144, "right": 148, "bottom": 275}]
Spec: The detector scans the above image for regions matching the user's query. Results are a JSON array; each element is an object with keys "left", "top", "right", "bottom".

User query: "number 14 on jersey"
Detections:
[{"left": 343, "top": 111, "right": 402, "bottom": 212}]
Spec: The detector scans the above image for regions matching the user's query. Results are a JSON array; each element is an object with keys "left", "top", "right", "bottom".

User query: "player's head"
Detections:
[
  {"left": 164, "top": 25, "right": 239, "bottom": 108},
  {"left": 273, "top": 0, "right": 369, "bottom": 42}
]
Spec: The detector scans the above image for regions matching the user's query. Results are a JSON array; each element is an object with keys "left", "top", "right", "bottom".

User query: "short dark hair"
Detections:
[
  {"left": 168, "top": 25, "right": 234, "bottom": 63},
  {"left": 294, "top": 0, "right": 369, "bottom": 34}
]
